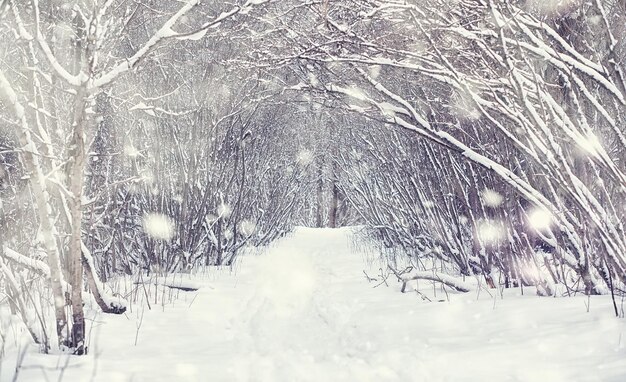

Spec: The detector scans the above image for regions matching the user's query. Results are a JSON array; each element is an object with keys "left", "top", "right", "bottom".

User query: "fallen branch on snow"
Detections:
[
  {"left": 81, "top": 243, "right": 128, "bottom": 314},
  {"left": 134, "top": 278, "right": 200, "bottom": 292},
  {"left": 388, "top": 265, "right": 472, "bottom": 293}
]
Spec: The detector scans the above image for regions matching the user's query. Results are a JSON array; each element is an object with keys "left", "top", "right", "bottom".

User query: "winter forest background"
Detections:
[{"left": 0, "top": 0, "right": 625, "bottom": 380}]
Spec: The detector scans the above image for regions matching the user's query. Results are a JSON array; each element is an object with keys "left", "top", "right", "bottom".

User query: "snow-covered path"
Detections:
[{"left": 4, "top": 227, "right": 626, "bottom": 382}]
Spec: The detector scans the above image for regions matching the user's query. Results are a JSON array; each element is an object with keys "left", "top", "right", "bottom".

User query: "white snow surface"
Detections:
[{"left": 2, "top": 227, "right": 625, "bottom": 382}]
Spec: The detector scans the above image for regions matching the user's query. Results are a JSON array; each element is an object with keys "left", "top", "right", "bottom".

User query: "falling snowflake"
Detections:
[
  {"left": 576, "top": 132, "right": 602, "bottom": 156},
  {"left": 142, "top": 213, "right": 174, "bottom": 241},
  {"left": 481, "top": 188, "right": 503, "bottom": 207},
  {"left": 124, "top": 144, "right": 141, "bottom": 158},
  {"left": 205, "top": 214, "right": 218, "bottom": 224},
  {"left": 477, "top": 219, "right": 504, "bottom": 243},
  {"left": 528, "top": 208, "right": 552, "bottom": 231},
  {"left": 217, "top": 203, "right": 232, "bottom": 218},
  {"left": 368, "top": 65, "right": 381, "bottom": 79},
  {"left": 140, "top": 169, "right": 154, "bottom": 185},
  {"left": 422, "top": 200, "right": 435, "bottom": 209},
  {"left": 308, "top": 72, "right": 319, "bottom": 87},
  {"left": 239, "top": 219, "right": 256, "bottom": 237},
  {"left": 451, "top": 88, "right": 481, "bottom": 121},
  {"left": 297, "top": 149, "right": 314, "bottom": 165},
  {"left": 459, "top": 215, "right": 469, "bottom": 225},
  {"left": 525, "top": 0, "right": 577, "bottom": 16}
]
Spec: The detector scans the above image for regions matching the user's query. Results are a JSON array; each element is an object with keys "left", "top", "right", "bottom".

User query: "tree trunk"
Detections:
[
  {"left": 0, "top": 71, "right": 69, "bottom": 348},
  {"left": 316, "top": 159, "right": 324, "bottom": 227},
  {"left": 67, "top": 84, "right": 88, "bottom": 354},
  {"left": 328, "top": 181, "right": 339, "bottom": 228}
]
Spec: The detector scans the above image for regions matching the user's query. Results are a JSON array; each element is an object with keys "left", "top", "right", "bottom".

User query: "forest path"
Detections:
[
  {"left": 225, "top": 227, "right": 405, "bottom": 381},
  {"left": 5, "top": 227, "right": 625, "bottom": 382}
]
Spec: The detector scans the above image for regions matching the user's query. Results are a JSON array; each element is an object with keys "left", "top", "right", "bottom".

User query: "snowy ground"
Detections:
[{"left": 2, "top": 227, "right": 625, "bottom": 382}]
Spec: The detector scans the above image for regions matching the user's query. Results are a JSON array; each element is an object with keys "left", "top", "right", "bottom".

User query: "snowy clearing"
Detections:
[{"left": 1, "top": 227, "right": 624, "bottom": 382}]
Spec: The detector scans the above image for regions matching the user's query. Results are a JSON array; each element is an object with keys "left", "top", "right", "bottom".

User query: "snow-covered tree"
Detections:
[{"left": 0, "top": 0, "right": 271, "bottom": 354}]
